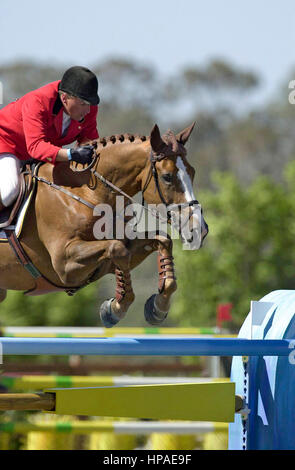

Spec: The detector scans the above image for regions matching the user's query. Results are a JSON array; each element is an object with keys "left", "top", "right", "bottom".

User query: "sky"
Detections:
[{"left": 0, "top": 0, "right": 294, "bottom": 105}]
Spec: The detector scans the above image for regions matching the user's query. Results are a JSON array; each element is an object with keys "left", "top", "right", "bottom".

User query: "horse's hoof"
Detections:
[
  {"left": 99, "top": 298, "right": 120, "bottom": 328},
  {"left": 144, "top": 294, "right": 168, "bottom": 325}
]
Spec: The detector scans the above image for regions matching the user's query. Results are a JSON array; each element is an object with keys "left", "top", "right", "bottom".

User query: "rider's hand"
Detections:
[{"left": 67, "top": 145, "right": 95, "bottom": 165}]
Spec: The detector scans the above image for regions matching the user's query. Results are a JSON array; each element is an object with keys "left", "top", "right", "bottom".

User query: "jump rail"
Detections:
[
  {"left": 0, "top": 337, "right": 292, "bottom": 356},
  {"left": 0, "top": 420, "right": 228, "bottom": 435},
  {"left": 0, "top": 375, "right": 229, "bottom": 391},
  {"left": 1, "top": 326, "right": 222, "bottom": 337}
]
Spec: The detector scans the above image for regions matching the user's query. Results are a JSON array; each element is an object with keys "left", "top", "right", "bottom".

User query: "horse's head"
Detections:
[{"left": 141, "top": 123, "right": 208, "bottom": 250}]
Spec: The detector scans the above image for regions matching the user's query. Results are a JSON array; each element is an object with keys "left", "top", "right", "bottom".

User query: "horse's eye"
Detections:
[{"left": 161, "top": 173, "right": 173, "bottom": 184}]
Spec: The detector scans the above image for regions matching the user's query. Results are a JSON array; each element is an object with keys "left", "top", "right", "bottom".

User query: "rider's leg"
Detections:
[{"left": 0, "top": 153, "right": 21, "bottom": 211}]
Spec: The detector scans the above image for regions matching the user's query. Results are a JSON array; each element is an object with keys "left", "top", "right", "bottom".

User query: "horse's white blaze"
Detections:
[
  {"left": 176, "top": 156, "right": 195, "bottom": 201},
  {"left": 175, "top": 156, "right": 202, "bottom": 250}
]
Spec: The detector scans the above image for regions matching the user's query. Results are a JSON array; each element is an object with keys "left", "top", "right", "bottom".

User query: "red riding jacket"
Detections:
[{"left": 0, "top": 81, "right": 99, "bottom": 166}]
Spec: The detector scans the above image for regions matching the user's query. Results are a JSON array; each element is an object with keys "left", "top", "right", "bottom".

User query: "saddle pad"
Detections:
[{"left": 0, "top": 182, "right": 36, "bottom": 242}]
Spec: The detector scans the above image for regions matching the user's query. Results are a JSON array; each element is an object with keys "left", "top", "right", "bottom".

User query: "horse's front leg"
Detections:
[
  {"left": 99, "top": 240, "right": 136, "bottom": 328},
  {"left": 115, "top": 234, "right": 177, "bottom": 326},
  {"left": 99, "top": 235, "right": 172, "bottom": 328},
  {"left": 144, "top": 234, "right": 177, "bottom": 325}
]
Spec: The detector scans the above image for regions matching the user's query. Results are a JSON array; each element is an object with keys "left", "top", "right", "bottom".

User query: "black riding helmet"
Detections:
[{"left": 59, "top": 66, "right": 100, "bottom": 105}]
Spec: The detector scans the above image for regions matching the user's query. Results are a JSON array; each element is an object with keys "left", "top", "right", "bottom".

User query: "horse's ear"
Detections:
[
  {"left": 176, "top": 122, "right": 196, "bottom": 145},
  {"left": 150, "top": 124, "right": 166, "bottom": 153}
]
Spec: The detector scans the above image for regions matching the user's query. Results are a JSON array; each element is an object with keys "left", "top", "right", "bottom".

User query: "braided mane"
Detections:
[
  {"left": 91, "top": 133, "right": 148, "bottom": 152},
  {"left": 86, "top": 123, "right": 195, "bottom": 161}
]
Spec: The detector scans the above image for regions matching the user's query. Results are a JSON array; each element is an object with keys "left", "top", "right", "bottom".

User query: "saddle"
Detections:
[{"left": 0, "top": 161, "right": 34, "bottom": 231}]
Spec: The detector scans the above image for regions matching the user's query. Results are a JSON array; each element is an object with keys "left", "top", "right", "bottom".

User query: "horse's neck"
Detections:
[
  {"left": 98, "top": 141, "right": 149, "bottom": 197},
  {"left": 39, "top": 141, "right": 150, "bottom": 204}
]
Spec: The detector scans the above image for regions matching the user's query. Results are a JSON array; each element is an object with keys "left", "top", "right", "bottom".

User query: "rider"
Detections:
[{"left": 0, "top": 65, "right": 100, "bottom": 212}]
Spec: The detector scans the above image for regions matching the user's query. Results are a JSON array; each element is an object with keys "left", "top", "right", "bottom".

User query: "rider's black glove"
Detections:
[{"left": 67, "top": 145, "right": 94, "bottom": 165}]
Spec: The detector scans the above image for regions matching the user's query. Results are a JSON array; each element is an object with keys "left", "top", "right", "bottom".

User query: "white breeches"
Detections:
[{"left": 0, "top": 153, "right": 21, "bottom": 207}]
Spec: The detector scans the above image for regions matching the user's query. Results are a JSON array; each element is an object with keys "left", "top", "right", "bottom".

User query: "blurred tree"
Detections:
[
  {"left": 92, "top": 57, "right": 159, "bottom": 111},
  {"left": 98, "top": 103, "right": 154, "bottom": 137},
  {"left": 171, "top": 58, "right": 259, "bottom": 115},
  {"left": 0, "top": 61, "right": 64, "bottom": 104},
  {"left": 0, "top": 283, "right": 99, "bottom": 327},
  {"left": 182, "top": 59, "right": 258, "bottom": 90},
  {"left": 182, "top": 98, "right": 295, "bottom": 190}
]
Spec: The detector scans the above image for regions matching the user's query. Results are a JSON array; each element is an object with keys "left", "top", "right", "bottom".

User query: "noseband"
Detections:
[{"left": 141, "top": 150, "right": 199, "bottom": 222}]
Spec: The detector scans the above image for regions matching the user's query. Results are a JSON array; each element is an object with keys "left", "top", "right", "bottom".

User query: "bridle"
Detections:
[{"left": 141, "top": 150, "right": 200, "bottom": 222}]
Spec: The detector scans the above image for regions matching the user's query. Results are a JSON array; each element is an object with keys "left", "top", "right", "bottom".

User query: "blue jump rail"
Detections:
[{"left": 0, "top": 337, "right": 293, "bottom": 356}]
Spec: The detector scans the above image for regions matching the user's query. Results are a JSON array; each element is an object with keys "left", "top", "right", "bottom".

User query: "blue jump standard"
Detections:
[{"left": 0, "top": 337, "right": 292, "bottom": 356}]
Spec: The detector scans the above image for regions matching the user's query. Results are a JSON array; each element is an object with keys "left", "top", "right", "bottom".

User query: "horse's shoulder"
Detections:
[{"left": 38, "top": 162, "right": 54, "bottom": 179}]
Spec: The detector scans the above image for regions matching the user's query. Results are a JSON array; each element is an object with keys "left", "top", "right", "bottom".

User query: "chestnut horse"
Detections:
[{"left": 0, "top": 123, "right": 208, "bottom": 327}]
